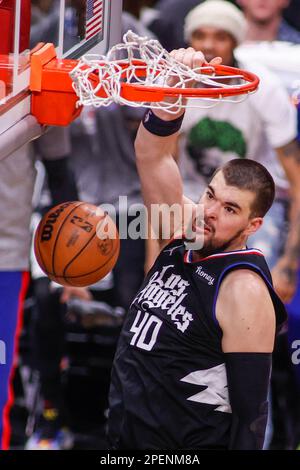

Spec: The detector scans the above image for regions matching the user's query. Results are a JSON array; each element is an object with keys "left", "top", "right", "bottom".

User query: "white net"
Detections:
[{"left": 70, "top": 31, "right": 257, "bottom": 113}]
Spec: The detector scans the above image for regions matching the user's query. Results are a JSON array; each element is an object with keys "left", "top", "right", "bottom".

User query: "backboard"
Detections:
[{"left": 0, "top": 0, "right": 122, "bottom": 158}]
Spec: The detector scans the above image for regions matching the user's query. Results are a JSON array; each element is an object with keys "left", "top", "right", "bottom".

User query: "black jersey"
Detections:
[{"left": 108, "top": 238, "right": 286, "bottom": 450}]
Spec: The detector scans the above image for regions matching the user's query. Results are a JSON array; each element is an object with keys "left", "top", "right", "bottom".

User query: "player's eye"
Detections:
[
  {"left": 206, "top": 191, "right": 213, "bottom": 199},
  {"left": 225, "top": 206, "right": 235, "bottom": 214}
]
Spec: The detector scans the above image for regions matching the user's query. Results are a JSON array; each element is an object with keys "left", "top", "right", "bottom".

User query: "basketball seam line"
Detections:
[
  {"left": 60, "top": 212, "right": 108, "bottom": 278},
  {"left": 51, "top": 202, "right": 85, "bottom": 277},
  {"left": 45, "top": 244, "right": 119, "bottom": 279},
  {"left": 62, "top": 220, "right": 116, "bottom": 279},
  {"left": 66, "top": 247, "right": 118, "bottom": 279},
  {"left": 62, "top": 230, "right": 98, "bottom": 278}
]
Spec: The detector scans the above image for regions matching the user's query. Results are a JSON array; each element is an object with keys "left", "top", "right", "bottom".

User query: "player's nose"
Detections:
[{"left": 205, "top": 204, "right": 218, "bottom": 220}]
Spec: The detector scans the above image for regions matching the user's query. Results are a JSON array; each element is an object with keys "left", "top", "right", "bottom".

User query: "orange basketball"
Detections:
[{"left": 34, "top": 201, "right": 120, "bottom": 287}]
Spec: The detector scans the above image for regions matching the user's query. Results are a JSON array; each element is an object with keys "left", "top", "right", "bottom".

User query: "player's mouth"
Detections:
[{"left": 192, "top": 220, "right": 212, "bottom": 234}]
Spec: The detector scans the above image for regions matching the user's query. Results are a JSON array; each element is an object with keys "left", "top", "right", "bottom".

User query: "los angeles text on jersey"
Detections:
[{"left": 99, "top": 454, "right": 201, "bottom": 466}]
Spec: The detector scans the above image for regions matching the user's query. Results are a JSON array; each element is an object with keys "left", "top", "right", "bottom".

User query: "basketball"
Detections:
[{"left": 34, "top": 201, "right": 120, "bottom": 287}]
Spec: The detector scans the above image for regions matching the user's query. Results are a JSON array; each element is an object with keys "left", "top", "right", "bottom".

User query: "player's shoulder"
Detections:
[
  {"left": 216, "top": 268, "right": 276, "bottom": 346},
  {"left": 220, "top": 268, "right": 269, "bottom": 299}
]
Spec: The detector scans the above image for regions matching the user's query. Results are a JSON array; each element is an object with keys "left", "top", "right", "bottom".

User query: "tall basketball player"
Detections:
[{"left": 107, "top": 48, "right": 287, "bottom": 449}]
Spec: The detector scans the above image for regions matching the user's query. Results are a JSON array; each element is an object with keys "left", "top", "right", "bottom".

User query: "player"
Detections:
[{"left": 107, "top": 48, "right": 287, "bottom": 450}]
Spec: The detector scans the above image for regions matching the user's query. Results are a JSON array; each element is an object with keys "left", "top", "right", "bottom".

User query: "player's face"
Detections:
[
  {"left": 195, "top": 171, "right": 263, "bottom": 253},
  {"left": 190, "top": 27, "right": 236, "bottom": 66},
  {"left": 238, "top": 0, "right": 289, "bottom": 23}
]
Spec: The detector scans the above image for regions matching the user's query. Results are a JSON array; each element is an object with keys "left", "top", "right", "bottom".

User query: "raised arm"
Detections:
[
  {"left": 135, "top": 115, "right": 184, "bottom": 239},
  {"left": 135, "top": 49, "right": 221, "bottom": 248},
  {"left": 216, "top": 269, "right": 276, "bottom": 449}
]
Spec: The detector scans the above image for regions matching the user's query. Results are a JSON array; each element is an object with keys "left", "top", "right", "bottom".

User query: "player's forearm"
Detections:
[
  {"left": 136, "top": 133, "right": 183, "bottom": 211},
  {"left": 134, "top": 113, "right": 185, "bottom": 243},
  {"left": 134, "top": 112, "right": 184, "bottom": 205},
  {"left": 152, "top": 106, "right": 185, "bottom": 122},
  {"left": 275, "top": 142, "right": 300, "bottom": 278},
  {"left": 135, "top": 121, "right": 178, "bottom": 164},
  {"left": 281, "top": 194, "right": 300, "bottom": 268},
  {"left": 134, "top": 108, "right": 184, "bottom": 166},
  {"left": 225, "top": 353, "right": 271, "bottom": 450}
]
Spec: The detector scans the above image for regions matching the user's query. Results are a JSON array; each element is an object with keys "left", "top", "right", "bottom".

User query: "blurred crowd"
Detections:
[{"left": 0, "top": 0, "right": 300, "bottom": 450}]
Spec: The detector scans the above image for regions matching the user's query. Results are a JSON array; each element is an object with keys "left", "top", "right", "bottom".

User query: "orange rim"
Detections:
[{"left": 85, "top": 59, "right": 260, "bottom": 100}]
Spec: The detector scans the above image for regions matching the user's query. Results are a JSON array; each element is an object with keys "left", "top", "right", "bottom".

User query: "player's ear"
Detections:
[{"left": 245, "top": 217, "right": 263, "bottom": 237}]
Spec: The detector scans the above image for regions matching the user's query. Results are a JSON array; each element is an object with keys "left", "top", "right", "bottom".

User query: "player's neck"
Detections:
[{"left": 245, "top": 16, "right": 281, "bottom": 42}]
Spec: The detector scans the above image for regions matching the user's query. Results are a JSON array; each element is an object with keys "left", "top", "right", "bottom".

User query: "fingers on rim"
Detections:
[
  {"left": 191, "top": 51, "right": 206, "bottom": 69},
  {"left": 209, "top": 56, "right": 222, "bottom": 66},
  {"left": 170, "top": 49, "right": 223, "bottom": 69},
  {"left": 170, "top": 48, "right": 205, "bottom": 69},
  {"left": 170, "top": 48, "right": 186, "bottom": 58},
  {"left": 172, "top": 48, "right": 188, "bottom": 64}
]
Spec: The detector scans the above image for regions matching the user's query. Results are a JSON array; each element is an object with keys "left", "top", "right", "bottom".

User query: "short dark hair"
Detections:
[{"left": 214, "top": 159, "right": 275, "bottom": 217}]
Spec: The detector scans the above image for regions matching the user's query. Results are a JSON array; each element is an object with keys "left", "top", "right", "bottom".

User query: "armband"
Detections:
[
  {"left": 225, "top": 352, "right": 272, "bottom": 450},
  {"left": 142, "top": 109, "right": 184, "bottom": 136}
]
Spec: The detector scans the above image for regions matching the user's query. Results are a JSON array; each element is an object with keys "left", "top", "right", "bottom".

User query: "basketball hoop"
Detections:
[
  {"left": 29, "top": 31, "right": 260, "bottom": 126},
  {"left": 70, "top": 31, "right": 259, "bottom": 113}
]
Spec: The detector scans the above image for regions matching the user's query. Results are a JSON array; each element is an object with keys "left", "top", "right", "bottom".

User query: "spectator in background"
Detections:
[
  {"left": 122, "top": 7, "right": 157, "bottom": 41},
  {"left": 179, "top": 0, "right": 300, "bottom": 449},
  {"left": 25, "top": 9, "right": 151, "bottom": 450},
  {"left": 123, "top": 0, "right": 158, "bottom": 19},
  {"left": 181, "top": 0, "right": 300, "bottom": 302},
  {"left": 0, "top": 126, "right": 78, "bottom": 450},
  {"left": 0, "top": 1, "right": 79, "bottom": 451},
  {"left": 30, "top": 0, "right": 60, "bottom": 45},
  {"left": 26, "top": 245, "right": 117, "bottom": 451},
  {"left": 70, "top": 104, "right": 146, "bottom": 311},
  {"left": 238, "top": 0, "right": 300, "bottom": 43},
  {"left": 148, "top": 0, "right": 202, "bottom": 50},
  {"left": 122, "top": 0, "right": 160, "bottom": 39},
  {"left": 283, "top": 0, "right": 300, "bottom": 33},
  {"left": 25, "top": 103, "right": 147, "bottom": 451},
  {"left": 238, "top": 0, "right": 300, "bottom": 450},
  {"left": 69, "top": 9, "right": 155, "bottom": 309}
]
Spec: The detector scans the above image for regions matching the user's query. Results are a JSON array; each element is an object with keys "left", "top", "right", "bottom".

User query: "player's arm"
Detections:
[
  {"left": 135, "top": 116, "right": 185, "bottom": 248},
  {"left": 216, "top": 269, "right": 276, "bottom": 450},
  {"left": 273, "top": 140, "right": 300, "bottom": 302},
  {"left": 135, "top": 49, "right": 220, "bottom": 249}
]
